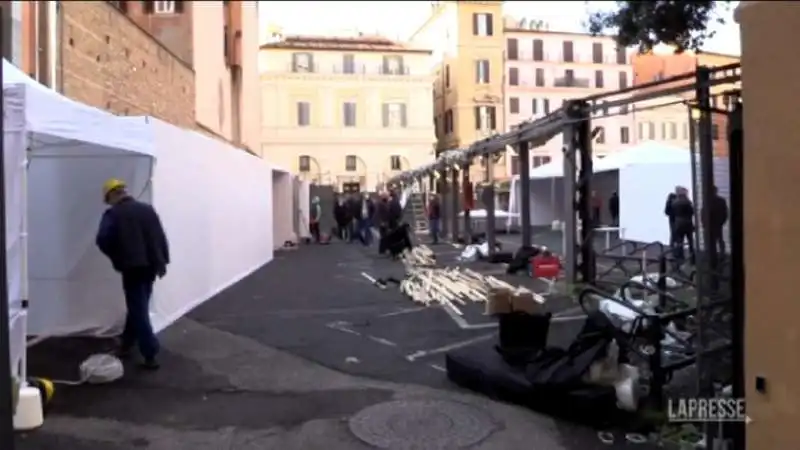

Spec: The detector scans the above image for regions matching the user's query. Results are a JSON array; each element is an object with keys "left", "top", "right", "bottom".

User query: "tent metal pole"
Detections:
[{"left": 0, "top": 49, "right": 18, "bottom": 450}]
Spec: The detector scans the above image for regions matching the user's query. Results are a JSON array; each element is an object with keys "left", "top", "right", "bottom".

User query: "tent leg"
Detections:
[{"left": 518, "top": 141, "right": 532, "bottom": 248}]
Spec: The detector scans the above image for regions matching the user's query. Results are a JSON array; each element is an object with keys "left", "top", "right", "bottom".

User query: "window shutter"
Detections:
[
  {"left": 472, "top": 14, "right": 479, "bottom": 35},
  {"left": 382, "top": 104, "right": 389, "bottom": 127},
  {"left": 475, "top": 61, "right": 480, "bottom": 83},
  {"left": 486, "top": 14, "right": 493, "bottom": 36},
  {"left": 474, "top": 107, "right": 481, "bottom": 130},
  {"left": 175, "top": 1, "right": 184, "bottom": 13},
  {"left": 489, "top": 107, "right": 497, "bottom": 130},
  {"left": 400, "top": 104, "right": 408, "bottom": 127},
  {"left": 291, "top": 53, "right": 298, "bottom": 71},
  {"left": 483, "top": 61, "right": 490, "bottom": 83},
  {"left": 143, "top": 1, "right": 154, "bottom": 14},
  {"left": 382, "top": 56, "right": 389, "bottom": 75}
]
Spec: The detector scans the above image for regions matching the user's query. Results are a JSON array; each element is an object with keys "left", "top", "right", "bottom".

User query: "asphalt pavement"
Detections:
[{"left": 16, "top": 241, "right": 659, "bottom": 450}]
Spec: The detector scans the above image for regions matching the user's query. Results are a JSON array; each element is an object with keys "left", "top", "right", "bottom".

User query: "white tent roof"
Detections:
[
  {"left": 2, "top": 59, "right": 153, "bottom": 157},
  {"left": 523, "top": 141, "right": 691, "bottom": 180}
]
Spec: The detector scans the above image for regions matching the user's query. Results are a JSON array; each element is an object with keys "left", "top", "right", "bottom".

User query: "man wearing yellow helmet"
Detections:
[{"left": 96, "top": 178, "right": 170, "bottom": 370}]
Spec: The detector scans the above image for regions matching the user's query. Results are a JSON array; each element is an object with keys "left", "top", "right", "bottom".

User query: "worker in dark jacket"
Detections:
[
  {"left": 427, "top": 194, "right": 441, "bottom": 244},
  {"left": 670, "top": 186, "right": 695, "bottom": 264},
  {"left": 333, "top": 195, "right": 349, "bottom": 241},
  {"left": 664, "top": 190, "right": 678, "bottom": 244},
  {"left": 704, "top": 185, "right": 729, "bottom": 257},
  {"left": 96, "top": 179, "right": 169, "bottom": 370},
  {"left": 387, "top": 191, "right": 403, "bottom": 229}
]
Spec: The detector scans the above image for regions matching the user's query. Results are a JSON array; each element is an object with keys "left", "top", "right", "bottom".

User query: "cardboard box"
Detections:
[
  {"left": 510, "top": 291, "right": 545, "bottom": 314},
  {"left": 485, "top": 287, "right": 512, "bottom": 315}
]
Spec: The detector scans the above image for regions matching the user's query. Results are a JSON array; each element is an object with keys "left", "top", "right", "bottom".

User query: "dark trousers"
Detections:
[
  {"left": 710, "top": 228, "right": 726, "bottom": 257},
  {"left": 357, "top": 218, "right": 372, "bottom": 246},
  {"left": 309, "top": 222, "right": 321, "bottom": 242},
  {"left": 120, "top": 269, "right": 159, "bottom": 361},
  {"left": 672, "top": 226, "right": 696, "bottom": 264},
  {"left": 592, "top": 207, "right": 601, "bottom": 227},
  {"left": 429, "top": 218, "right": 440, "bottom": 243}
]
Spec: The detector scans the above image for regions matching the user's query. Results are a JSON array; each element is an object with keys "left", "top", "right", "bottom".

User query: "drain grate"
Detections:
[{"left": 349, "top": 399, "right": 498, "bottom": 449}]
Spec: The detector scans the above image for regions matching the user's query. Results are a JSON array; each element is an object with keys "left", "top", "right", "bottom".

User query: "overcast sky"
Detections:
[{"left": 259, "top": 1, "right": 741, "bottom": 55}]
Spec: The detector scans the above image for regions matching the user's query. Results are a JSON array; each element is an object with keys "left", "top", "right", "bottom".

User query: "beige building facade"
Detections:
[
  {"left": 503, "top": 19, "right": 636, "bottom": 175},
  {"left": 259, "top": 35, "right": 436, "bottom": 191},
  {"left": 735, "top": 2, "right": 800, "bottom": 448},
  {"left": 633, "top": 96, "right": 692, "bottom": 149}
]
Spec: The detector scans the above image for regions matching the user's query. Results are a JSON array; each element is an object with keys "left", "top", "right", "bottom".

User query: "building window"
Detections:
[
  {"left": 532, "top": 39, "right": 544, "bottom": 61},
  {"left": 619, "top": 71, "right": 629, "bottom": 89},
  {"left": 298, "top": 155, "right": 311, "bottom": 172},
  {"left": 390, "top": 155, "right": 402, "bottom": 171},
  {"left": 507, "top": 38, "right": 519, "bottom": 60},
  {"left": 345, "top": 155, "right": 357, "bottom": 172},
  {"left": 508, "top": 67, "right": 519, "bottom": 86},
  {"left": 382, "top": 55, "right": 405, "bottom": 75},
  {"left": 292, "top": 53, "right": 314, "bottom": 73},
  {"left": 382, "top": 103, "right": 408, "bottom": 128},
  {"left": 444, "top": 109, "right": 454, "bottom": 134},
  {"left": 154, "top": 1, "right": 178, "bottom": 14},
  {"left": 532, "top": 156, "right": 551, "bottom": 168},
  {"left": 535, "top": 68, "right": 545, "bottom": 87},
  {"left": 475, "top": 59, "right": 490, "bottom": 84},
  {"left": 564, "top": 69, "right": 575, "bottom": 86},
  {"left": 509, "top": 97, "right": 520, "bottom": 114},
  {"left": 638, "top": 123, "right": 645, "bottom": 140},
  {"left": 543, "top": 99, "right": 550, "bottom": 114},
  {"left": 297, "top": 102, "right": 310, "bottom": 126},
  {"left": 474, "top": 106, "right": 497, "bottom": 131},
  {"left": 620, "top": 126, "right": 630, "bottom": 144},
  {"left": 647, "top": 122, "right": 655, "bottom": 139},
  {"left": 511, "top": 156, "right": 520, "bottom": 175},
  {"left": 342, "top": 54, "right": 355, "bottom": 74},
  {"left": 661, "top": 122, "right": 667, "bottom": 139},
  {"left": 620, "top": 104, "right": 629, "bottom": 115},
  {"left": 531, "top": 99, "right": 538, "bottom": 115},
  {"left": 343, "top": 102, "right": 357, "bottom": 127},
  {"left": 682, "top": 123, "right": 689, "bottom": 140},
  {"left": 592, "top": 42, "right": 603, "bottom": 64},
  {"left": 445, "top": 65, "right": 450, "bottom": 87},
  {"left": 595, "top": 70, "right": 604, "bottom": 89},
  {"left": 562, "top": 41, "right": 574, "bottom": 63},
  {"left": 712, "top": 123, "right": 720, "bottom": 140},
  {"left": 473, "top": 13, "right": 493, "bottom": 36},
  {"left": 669, "top": 122, "right": 678, "bottom": 139},
  {"left": 595, "top": 126, "right": 605, "bottom": 144},
  {"left": 616, "top": 47, "right": 627, "bottom": 64}
]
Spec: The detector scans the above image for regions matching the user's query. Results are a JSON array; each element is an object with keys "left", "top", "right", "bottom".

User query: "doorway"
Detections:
[{"left": 342, "top": 182, "right": 361, "bottom": 194}]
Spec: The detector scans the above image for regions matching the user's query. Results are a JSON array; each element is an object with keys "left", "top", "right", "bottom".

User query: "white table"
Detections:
[{"left": 595, "top": 226, "right": 625, "bottom": 252}]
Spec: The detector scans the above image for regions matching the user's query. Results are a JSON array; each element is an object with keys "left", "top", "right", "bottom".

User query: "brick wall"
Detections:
[{"left": 60, "top": 2, "right": 195, "bottom": 128}]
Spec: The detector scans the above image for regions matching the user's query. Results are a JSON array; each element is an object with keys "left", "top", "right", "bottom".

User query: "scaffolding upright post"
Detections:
[
  {"left": 439, "top": 169, "right": 449, "bottom": 239},
  {"left": 563, "top": 124, "right": 577, "bottom": 284},
  {"left": 450, "top": 166, "right": 460, "bottom": 241},
  {"left": 462, "top": 163, "right": 472, "bottom": 238},
  {"left": 572, "top": 100, "right": 595, "bottom": 284},
  {"left": 484, "top": 155, "right": 496, "bottom": 257},
  {"left": 517, "top": 141, "right": 532, "bottom": 248}
]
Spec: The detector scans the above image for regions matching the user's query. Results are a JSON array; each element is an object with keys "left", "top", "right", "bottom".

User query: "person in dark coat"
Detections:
[
  {"left": 664, "top": 189, "right": 678, "bottom": 244},
  {"left": 387, "top": 191, "right": 403, "bottom": 229},
  {"left": 670, "top": 186, "right": 695, "bottom": 264},
  {"left": 355, "top": 193, "right": 376, "bottom": 246},
  {"left": 96, "top": 178, "right": 169, "bottom": 370},
  {"left": 376, "top": 194, "right": 390, "bottom": 254},
  {"left": 704, "top": 185, "right": 729, "bottom": 257},
  {"left": 427, "top": 194, "right": 441, "bottom": 244},
  {"left": 333, "top": 195, "right": 349, "bottom": 240},
  {"left": 346, "top": 194, "right": 361, "bottom": 243},
  {"left": 608, "top": 191, "right": 619, "bottom": 226}
]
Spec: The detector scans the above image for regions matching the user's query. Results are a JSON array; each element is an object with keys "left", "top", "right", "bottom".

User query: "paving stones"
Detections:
[{"left": 348, "top": 399, "right": 498, "bottom": 449}]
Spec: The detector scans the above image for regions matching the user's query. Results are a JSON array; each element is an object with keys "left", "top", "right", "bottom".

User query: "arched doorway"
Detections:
[{"left": 337, "top": 154, "right": 368, "bottom": 193}]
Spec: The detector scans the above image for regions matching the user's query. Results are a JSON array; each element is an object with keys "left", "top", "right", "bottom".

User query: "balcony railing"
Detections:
[
  {"left": 276, "top": 63, "right": 414, "bottom": 76},
  {"left": 553, "top": 77, "right": 592, "bottom": 88},
  {"left": 507, "top": 52, "right": 628, "bottom": 65}
]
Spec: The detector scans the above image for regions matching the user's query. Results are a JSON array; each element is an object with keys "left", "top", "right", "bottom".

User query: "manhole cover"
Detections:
[{"left": 349, "top": 399, "right": 497, "bottom": 449}]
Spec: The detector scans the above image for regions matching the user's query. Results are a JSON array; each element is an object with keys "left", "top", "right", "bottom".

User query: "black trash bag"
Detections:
[
  {"left": 496, "top": 312, "right": 552, "bottom": 366},
  {"left": 506, "top": 245, "right": 542, "bottom": 274}
]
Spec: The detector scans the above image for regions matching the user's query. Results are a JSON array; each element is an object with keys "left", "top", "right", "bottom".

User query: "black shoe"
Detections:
[{"left": 140, "top": 359, "right": 160, "bottom": 370}]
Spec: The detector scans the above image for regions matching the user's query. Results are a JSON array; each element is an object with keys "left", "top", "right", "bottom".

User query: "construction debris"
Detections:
[{"left": 395, "top": 245, "right": 544, "bottom": 315}]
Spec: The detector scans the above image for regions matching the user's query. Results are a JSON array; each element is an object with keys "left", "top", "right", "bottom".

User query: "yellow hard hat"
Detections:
[{"left": 102, "top": 178, "right": 126, "bottom": 197}]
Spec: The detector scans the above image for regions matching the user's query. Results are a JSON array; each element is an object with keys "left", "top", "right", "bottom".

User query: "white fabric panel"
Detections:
[
  {"left": 4, "top": 87, "right": 27, "bottom": 378},
  {"left": 138, "top": 118, "right": 275, "bottom": 332},
  {"left": 620, "top": 163, "right": 693, "bottom": 244}
]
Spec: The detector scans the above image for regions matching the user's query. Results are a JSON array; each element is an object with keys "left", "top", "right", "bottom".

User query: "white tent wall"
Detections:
[
  {"left": 526, "top": 171, "right": 618, "bottom": 227},
  {"left": 619, "top": 162, "right": 693, "bottom": 244},
  {"left": 272, "top": 170, "right": 295, "bottom": 248},
  {"left": 296, "top": 179, "right": 311, "bottom": 239},
  {"left": 127, "top": 117, "right": 275, "bottom": 332}
]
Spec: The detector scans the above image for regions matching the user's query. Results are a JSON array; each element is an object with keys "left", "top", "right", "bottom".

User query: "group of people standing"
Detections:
[
  {"left": 664, "top": 185, "right": 728, "bottom": 265},
  {"left": 329, "top": 191, "right": 403, "bottom": 248}
]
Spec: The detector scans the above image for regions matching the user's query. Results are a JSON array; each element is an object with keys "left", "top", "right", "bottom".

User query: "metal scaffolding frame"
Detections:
[{"left": 390, "top": 63, "right": 744, "bottom": 450}]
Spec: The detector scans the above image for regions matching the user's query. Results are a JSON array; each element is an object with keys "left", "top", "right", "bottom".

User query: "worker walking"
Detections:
[{"left": 96, "top": 179, "right": 170, "bottom": 370}]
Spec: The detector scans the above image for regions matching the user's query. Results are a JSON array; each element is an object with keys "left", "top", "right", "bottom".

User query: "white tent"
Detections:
[
  {"left": 508, "top": 142, "right": 695, "bottom": 244},
  {"left": 3, "top": 60, "right": 155, "bottom": 384},
  {"left": 119, "top": 116, "right": 275, "bottom": 333}
]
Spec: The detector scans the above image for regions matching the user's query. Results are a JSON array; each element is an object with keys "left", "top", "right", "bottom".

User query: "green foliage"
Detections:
[{"left": 587, "top": 1, "right": 732, "bottom": 52}]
